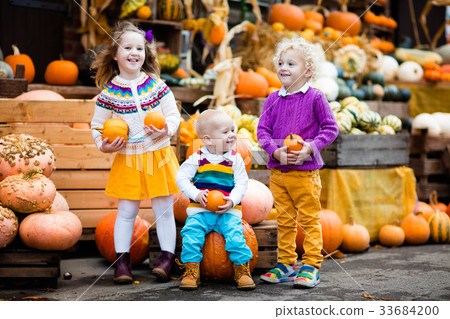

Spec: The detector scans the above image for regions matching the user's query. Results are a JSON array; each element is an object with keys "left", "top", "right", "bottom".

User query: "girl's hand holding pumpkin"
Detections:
[
  {"left": 144, "top": 122, "right": 169, "bottom": 138},
  {"left": 273, "top": 146, "right": 297, "bottom": 165},
  {"left": 195, "top": 189, "right": 209, "bottom": 207},
  {"left": 99, "top": 137, "right": 126, "bottom": 153},
  {"left": 216, "top": 197, "right": 233, "bottom": 214},
  {"left": 291, "top": 140, "right": 313, "bottom": 164}
]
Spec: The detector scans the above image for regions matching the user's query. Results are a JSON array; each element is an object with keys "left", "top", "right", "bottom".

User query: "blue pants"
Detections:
[{"left": 180, "top": 212, "right": 253, "bottom": 265}]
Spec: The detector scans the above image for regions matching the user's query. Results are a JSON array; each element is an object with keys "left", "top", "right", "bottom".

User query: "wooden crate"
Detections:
[
  {"left": 0, "top": 65, "right": 28, "bottom": 98},
  {"left": 0, "top": 98, "right": 184, "bottom": 239},
  {"left": 0, "top": 239, "right": 61, "bottom": 288},
  {"left": 409, "top": 130, "right": 450, "bottom": 202},
  {"left": 148, "top": 220, "right": 277, "bottom": 271},
  {"left": 365, "top": 101, "right": 410, "bottom": 119},
  {"left": 321, "top": 132, "right": 410, "bottom": 168}
]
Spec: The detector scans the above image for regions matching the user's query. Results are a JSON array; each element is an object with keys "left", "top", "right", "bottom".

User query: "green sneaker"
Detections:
[
  {"left": 260, "top": 263, "right": 297, "bottom": 283},
  {"left": 294, "top": 265, "right": 320, "bottom": 288}
]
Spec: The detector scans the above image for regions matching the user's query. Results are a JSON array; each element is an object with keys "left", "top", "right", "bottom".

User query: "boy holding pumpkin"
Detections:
[
  {"left": 176, "top": 109, "right": 255, "bottom": 291},
  {"left": 257, "top": 36, "right": 338, "bottom": 288}
]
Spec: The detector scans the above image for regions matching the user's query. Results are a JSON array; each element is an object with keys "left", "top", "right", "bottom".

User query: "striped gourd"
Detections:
[
  {"left": 340, "top": 96, "right": 359, "bottom": 109},
  {"left": 379, "top": 125, "right": 396, "bottom": 135},
  {"left": 342, "top": 105, "right": 362, "bottom": 126},
  {"left": 157, "top": 0, "right": 184, "bottom": 21},
  {"left": 329, "top": 101, "right": 341, "bottom": 113},
  {"left": 382, "top": 114, "right": 402, "bottom": 132},
  {"left": 350, "top": 127, "right": 365, "bottom": 135},
  {"left": 428, "top": 211, "right": 450, "bottom": 243},
  {"left": 357, "top": 101, "right": 370, "bottom": 113},
  {"left": 359, "top": 111, "right": 381, "bottom": 132},
  {"left": 335, "top": 112, "right": 352, "bottom": 133}
]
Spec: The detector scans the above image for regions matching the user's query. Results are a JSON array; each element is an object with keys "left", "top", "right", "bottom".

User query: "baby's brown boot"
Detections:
[
  {"left": 179, "top": 262, "right": 201, "bottom": 290},
  {"left": 234, "top": 262, "right": 255, "bottom": 290}
]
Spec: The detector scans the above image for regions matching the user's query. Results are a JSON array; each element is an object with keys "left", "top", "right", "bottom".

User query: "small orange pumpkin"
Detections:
[
  {"left": 378, "top": 221, "right": 405, "bottom": 247},
  {"left": 339, "top": 216, "right": 370, "bottom": 253},
  {"left": 303, "top": 20, "right": 322, "bottom": 34},
  {"left": 235, "top": 70, "right": 268, "bottom": 98},
  {"left": 4, "top": 45, "right": 35, "bottom": 83},
  {"left": 205, "top": 190, "right": 227, "bottom": 212},
  {"left": 269, "top": 3, "right": 305, "bottom": 31},
  {"left": 210, "top": 20, "right": 226, "bottom": 45},
  {"left": 102, "top": 118, "right": 128, "bottom": 143},
  {"left": 44, "top": 59, "right": 79, "bottom": 85},
  {"left": 144, "top": 111, "right": 166, "bottom": 130},
  {"left": 283, "top": 133, "right": 303, "bottom": 152},
  {"left": 401, "top": 210, "right": 430, "bottom": 245}
]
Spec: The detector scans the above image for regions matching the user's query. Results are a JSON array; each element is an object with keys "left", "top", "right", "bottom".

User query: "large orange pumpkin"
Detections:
[
  {"left": 0, "top": 207, "right": 18, "bottom": 249},
  {"left": 339, "top": 216, "right": 370, "bottom": 253},
  {"left": 0, "top": 167, "right": 56, "bottom": 214},
  {"left": 296, "top": 209, "right": 344, "bottom": 255},
  {"left": 95, "top": 211, "right": 150, "bottom": 265},
  {"left": 101, "top": 118, "right": 128, "bottom": 143},
  {"left": 256, "top": 67, "right": 282, "bottom": 89},
  {"left": 401, "top": 211, "right": 430, "bottom": 245},
  {"left": 19, "top": 209, "right": 82, "bottom": 250},
  {"left": 144, "top": 111, "right": 166, "bottom": 130},
  {"left": 200, "top": 220, "right": 258, "bottom": 281},
  {"left": 235, "top": 70, "right": 268, "bottom": 99},
  {"left": 325, "top": 6, "right": 361, "bottom": 36},
  {"left": 173, "top": 191, "right": 191, "bottom": 224},
  {"left": 378, "top": 222, "right": 405, "bottom": 247},
  {"left": 4, "top": 45, "right": 35, "bottom": 83},
  {"left": 241, "top": 179, "right": 273, "bottom": 225},
  {"left": 0, "top": 134, "right": 55, "bottom": 181},
  {"left": 44, "top": 59, "right": 79, "bottom": 85},
  {"left": 269, "top": 3, "right": 305, "bottom": 31}
]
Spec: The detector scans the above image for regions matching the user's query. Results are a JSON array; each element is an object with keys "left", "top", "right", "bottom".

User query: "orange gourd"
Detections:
[
  {"left": 101, "top": 118, "right": 128, "bottom": 143},
  {"left": 339, "top": 216, "right": 370, "bottom": 253},
  {"left": 0, "top": 167, "right": 56, "bottom": 214},
  {"left": 363, "top": 11, "right": 378, "bottom": 25},
  {"left": 4, "top": 45, "right": 35, "bottom": 83},
  {"left": 296, "top": 209, "right": 344, "bottom": 255},
  {"left": 0, "top": 207, "right": 19, "bottom": 249},
  {"left": 173, "top": 191, "right": 191, "bottom": 224},
  {"left": 19, "top": 209, "right": 82, "bottom": 250},
  {"left": 210, "top": 21, "right": 226, "bottom": 45},
  {"left": 235, "top": 70, "right": 268, "bottom": 98},
  {"left": 144, "top": 111, "right": 166, "bottom": 130},
  {"left": 446, "top": 201, "right": 450, "bottom": 218},
  {"left": 136, "top": 5, "right": 152, "bottom": 19},
  {"left": 240, "top": 179, "right": 273, "bottom": 225},
  {"left": 205, "top": 190, "right": 227, "bottom": 212},
  {"left": 283, "top": 133, "right": 303, "bottom": 152},
  {"left": 0, "top": 134, "right": 55, "bottom": 181},
  {"left": 269, "top": 2, "right": 305, "bottom": 31},
  {"left": 95, "top": 211, "right": 150, "bottom": 265},
  {"left": 325, "top": 1, "right": 361, "bottom": 36},
  {"left": 378, "top": 221, "right": 405, "bottom": 247},
  {"left": 401, "top": 210, "right": 430, "bottom": 245},
  {"left": 44, "top": 59, "right": 79, "bottom": 85},
  {"left": 200, "top": 220, "right": 258, "bottom": 281}
]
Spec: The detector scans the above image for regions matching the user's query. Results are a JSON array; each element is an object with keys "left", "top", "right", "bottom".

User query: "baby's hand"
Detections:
[
  {"left": 195, "top": 190, "right": 209, "bottom": 208},
  {"left": 216, "top": 197, "right": 233, "bottom": 214},
  {"left": 290, "top": 140, "right": 313, "bottom": 164},
  {"left": 144, "top": 122, "right": 169, "bottom": 138},
  {"left": 99, "top": 137, "right": 125, "bottom": 153}
]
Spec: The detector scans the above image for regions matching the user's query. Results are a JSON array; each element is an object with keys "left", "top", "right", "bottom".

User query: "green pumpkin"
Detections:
[
  {"left": 360, "top": 85, "right": 376, "bottom": 100},
  {"left": 359, "top": 111, "right": 381, "bottom": 132},
  {"left": 352, "top": 88, "right": 365, "bottom": 100},
  {"left": 338, "top": 85, "right": 352, "bottom": 100},
  {"left": 157, "top": 0, "right": 184, "bottom": 21},
  {"left": 0, "top": 61, "right": 13, "bottom": 78},
  {"left": 362, "top": 71, "right": 386, "bottom": 86},
  {"left": 383, "top": 84, "right": 400, "bottom": 101},
  {"left": 399, "top": 88, "right": 411, "bottom": 102}
]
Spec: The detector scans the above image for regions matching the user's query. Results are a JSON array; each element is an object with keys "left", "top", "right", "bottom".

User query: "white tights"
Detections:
[{"left": 114, "top": 195, "right": 176, "bottom": 254}]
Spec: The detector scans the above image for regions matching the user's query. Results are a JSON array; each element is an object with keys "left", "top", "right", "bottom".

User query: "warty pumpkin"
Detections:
[
  {"left": 4, "top": 45, "right": 35, "bottom": 83},
  {"left": 44, "top": 59, "right": 79, "bottom": 85},
  {"left": 0, "top": 206, "right": 18, "bottom": 249},
  {"left": 339, "top": 216, "right": 370, "bottom": 253},
  {"left": 269, "top": 1, "right": 305, "bottom": 31}
]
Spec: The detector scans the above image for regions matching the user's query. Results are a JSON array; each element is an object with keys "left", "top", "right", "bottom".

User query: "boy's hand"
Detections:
[
  {"left": 273, "top": 142, "right": 313, "bottom": 165},
  {"left": 195, "top": 190, "right": 209, "bottom": 208},
  {"left": 216, "top": 197, "right": 233, "bottom": 214},
  {"left": 290, "top": 140, "right": 313, "bottom": 164},
  {"left": 144, "top": 122, "right": 169, "bottom": 138},
  {"left": 99, "top": 137, "right": 125, "bottom": 153}
]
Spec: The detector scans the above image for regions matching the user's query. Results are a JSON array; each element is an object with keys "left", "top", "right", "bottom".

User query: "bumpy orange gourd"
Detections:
[
  {"left": 102, "top": 118, "right": 128, "bottom": 142},
  {"left": 339, "top": 216, "right": 370, "bottom": 253},
  {"left": 0, "top": 134, "right": 55, "bottom": 181},
  {"left": 283, "top": 133, "right": 303, "bottom": 152},
  {"left": 235, "top": 70, "right": 268, "bottom": 98},
  {"left": 44, "top": 59, "right": 79, "bottom": 85},
  {"left": 378, "top": 222, "right": 405, "bottom": 247},
  {"left": 200, "top": 220, "right": 258, "bottom": 281},
  {"left": 325, "top": 8, "right": 361, "bottom": 36},
  {"left": 401, "top": 210, "right": 430, "bottom": 245},
  {"left": 0, "top": 167, "right": 56, "bottom": 213},
  {"left": 4, "top": 45, "right": 35, "bottom": 83},
  {"left": 0, "top": 207, "right": 19, "bottom": 249},
  {"left": 95, "top": 211, "right": 150, "bottom": 265},
  {"left": 240, "top": 179, "right": 273, "bottom": 225},
  {"left": 205, "top": 190, "right": 227, "bottom": 212},
  {"left": 144, "top": 111, "right": 166, "bottom": 130},
  {"left": 296, "top": 209, "right": 344, "bottom": 255},
  {"left": 19, "top": 209, "right": 82, "bottom": 250},
  {"left": 269, "top": 3, "right": 305, "bottom": 31}
]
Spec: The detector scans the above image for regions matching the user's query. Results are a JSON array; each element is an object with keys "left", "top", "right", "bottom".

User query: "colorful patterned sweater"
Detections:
[
  {"left": 176, "top": 147, "right": 248, "bottom": 217},
  {"left": 91, "top": 72, "right": 180, "bottom": 154}
]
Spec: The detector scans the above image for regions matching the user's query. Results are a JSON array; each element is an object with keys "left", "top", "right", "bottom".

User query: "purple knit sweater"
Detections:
[{"left": 257, "top": 87, "right": 339, "bottom": 171}]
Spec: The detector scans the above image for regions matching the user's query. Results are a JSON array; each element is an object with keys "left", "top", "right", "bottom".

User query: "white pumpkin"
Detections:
[
  {"left": 311, "top": 77, "right": 339, "bottom": 101},
  {"left": 397, "top": 61, "right": 424, "bottom": 82},
  {"left": 412, "top": 113, "right": 441, "bottom": 137},
  {"left": 377, "top": 55, "right": 399, "bottom": 81},
  {"left": 431, "top": 112, "right": 450, "bottom": 136},
  {"left": 317, "top": 61, "right": 338, "bottom": 79}
]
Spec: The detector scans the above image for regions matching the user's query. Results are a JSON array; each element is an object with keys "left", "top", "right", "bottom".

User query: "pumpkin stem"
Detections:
[
  {"left": 429, "top": 190, "right": 439, "bottom": 212},
  {"left": 349, "top": 215, "right": 354, "bottom": 225},
  {"left": 393, "top": 219, "right": 400, "bottom": 226},
  {"left": 283, "top": 0, "right": 291, "bottom": 5},
  {"left": 11, "top": 44, "right": 20, "bottom": 55},
  {"left": 289, "top": 133, "right": 293, "bottom": 139},
  {"left": 338, "top": 0, "right": 348, "bottom": 12},
  {"left": 23, "top": 167, "right": 44, "bottom": 180}
]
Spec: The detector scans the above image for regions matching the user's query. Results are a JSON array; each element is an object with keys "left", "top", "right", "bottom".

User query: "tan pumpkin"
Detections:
[
  {"left": 296, "top": 209, "right": 344, "bottom": 255},
  {"left": 4, "top": 45, "right": 35, "bottom": 83},
  {"left": 19, "top": 209, "right": 82, "bottom": 250},
  {"left": 339, "top": 216, "right": 370, "bottom": 253},
  {"left": 15, "top": 89, "right": 65, "bottom": 100},
  {"left": 0, "top": 167, "right": 56, "bottom": 213},
  {"left": 269, "top": 2, "right": 305, "bottom": 31},
  {"left": 44, "top": 59, "right": 79, "bottom": 86},
  {"left": 378, "top": 221, "right": 405, "bottom": 247},
  {"left": 50, "top": 191, "right": 70, "bottom": 211},
  {"left": 0, "top": 206, "right": 19, "bottom": 249},
  {"left": 401, "top": 210, "right": 430, "bottom": 245},
  {"left": 325, "top": 1, "right": 361, "bottom": 36},
  {"left": 428, "top": 191, "right": 450, "bottom": 243},
  {"left": 235, "top": 70, "right": 268, "bottom": 99},
  {"left": 0, "top": 134, "right": 55, "bottom": 181},
  {"left": 241, "top": 179, "right": 273, "bottom": 225},
  {"left": 200, "top": 220, "right": 258, "bottom": 281}
]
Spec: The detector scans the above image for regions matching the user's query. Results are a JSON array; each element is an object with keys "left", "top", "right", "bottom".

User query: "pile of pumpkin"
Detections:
[
  {"left": 411, "top": 112, "right": 450, "bottom": 137},
  {"left": 0, "top": 134, "right": 82, "bottom": 251},
  {"left": 331, "top": 96, "right": 403, "bottom": 135}
]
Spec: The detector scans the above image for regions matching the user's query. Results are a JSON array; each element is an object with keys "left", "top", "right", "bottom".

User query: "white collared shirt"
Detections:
[{"left": 278, "top": 82, "right": 310, "bottom": 97}]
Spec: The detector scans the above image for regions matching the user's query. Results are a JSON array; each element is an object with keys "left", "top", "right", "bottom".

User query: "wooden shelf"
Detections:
[{"left": 128, "top": 18, "right": 183, "bottom": 30}]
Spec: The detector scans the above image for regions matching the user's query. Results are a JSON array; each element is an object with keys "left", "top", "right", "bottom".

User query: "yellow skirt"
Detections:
[{"left": 106, "top": 146, "right": 179, "bottom": 200}]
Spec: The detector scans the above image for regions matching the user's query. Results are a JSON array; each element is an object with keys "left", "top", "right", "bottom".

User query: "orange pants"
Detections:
[{"left": 270, "top": 169, "right": 323, "bottom": 269}]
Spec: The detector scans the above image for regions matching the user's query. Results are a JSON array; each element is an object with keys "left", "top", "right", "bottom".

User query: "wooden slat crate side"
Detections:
[
  {"left": 73, "top": 208, "right": 155, "bottom": 229},
  {"left": 51, "top": 169, "right": 109, "bottom": 189},
  {"left": 321, "top": 149, "right": 338, "bottom": 168},
  {"left": 0, "top": 252, "right": 60, "bottom": 264},
  {"left": 409, "top": 157, "right": 446, "bottom": 176},
  {"left": 0, "top": 99, "right": 95, "bottom": 123},
  {"left": 248, "top": 169, "right": 271, "bottom": 186},
  {"left": 336, "top": 149, "right": 409, "bottom": 167},
  {"left": 416, "top": 182, "right": 450, "bottom": 201},
  {"left": 0, "top": 267, "right": 59, "bottom": 278},
  {"left": 53, "top": 145, "right": 115, "bottom": 169},
  {"left": 410, "top": 131, "right": 450, "bottom": 153},
  {"left": 0, "top": 124, "right": 94, "bottom": 144},
  {"left": 336, "top": 133, "right": 410, "bottom": 150},
  {"left": 443, "top": 145, "right": 450, "bottom": 176},
  {"left": 369, "top": 101, "right": 410, "bottom": 119}
]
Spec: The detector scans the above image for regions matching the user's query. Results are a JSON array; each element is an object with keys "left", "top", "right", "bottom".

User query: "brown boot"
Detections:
[
  {"left": 179, "top": 262, "right": 201, "bottom": 290},
  {"left": 113, "top": 252, "right": 133, "bottom": 285},
  {"left": 152, "top": 251, "right": 176, "bottom": 282},
  {"left": 234, "top": 263, "right": 255, "bottom": 290}
]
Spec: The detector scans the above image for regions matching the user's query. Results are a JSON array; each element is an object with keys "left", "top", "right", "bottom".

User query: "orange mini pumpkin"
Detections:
[
  {"left": 283, "top": 133, "right": 303, "bottom": 152},
  {"left": 4, "top": 45, "right": 35, "bottom": 83},
  {"left": 210, "top": 20, "right": 226, "bottom": 45},
  {"left": 401, "top": 210, "right": 430, "bottom": 245},
  {"left": 304, "top": 11, "right": 324, "bottom": 25},
  {"left": 205, "top": 190, "right": 227, "bottom": 212},
  {"left": 339, "top": 216, "right": 370, "bottom": 253},
  {"left": 44, "top": 59, "right": 79, "bottom": 85},
  {"left": 378, "top": 221, "right": 405, "bottom": 247},
  {"left": 102, "top": 118, "right": 128, "bottom": 142},
  {"left": 144, "top": 111, "right": 166, "bottom": 130}
]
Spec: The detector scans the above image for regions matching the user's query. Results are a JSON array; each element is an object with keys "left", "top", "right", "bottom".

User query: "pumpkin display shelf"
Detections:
[{"left": 0, "top": 64, "right": 28, "bottom": 98}]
